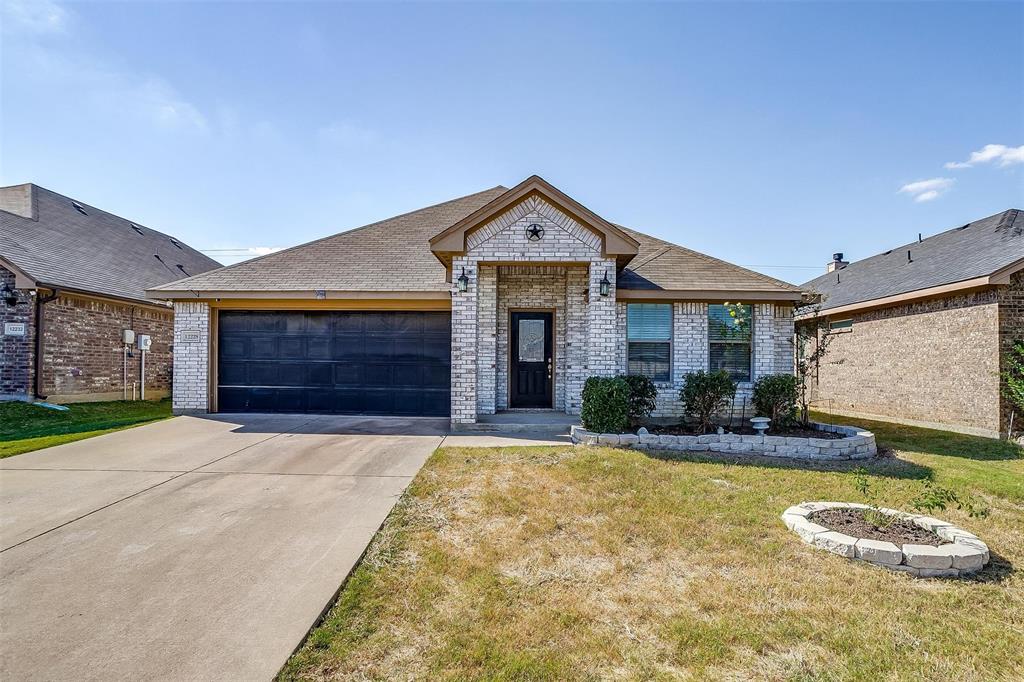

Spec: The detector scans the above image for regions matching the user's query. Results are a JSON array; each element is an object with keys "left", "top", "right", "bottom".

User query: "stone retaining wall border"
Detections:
[
  {"left": 570, "top": 422, "right": 876, "bottom": 460},
  {"left": 781, "top": 502, "right": 990, "bottom": 577}
]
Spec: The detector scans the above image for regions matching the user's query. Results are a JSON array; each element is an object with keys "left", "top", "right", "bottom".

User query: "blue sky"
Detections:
[{"left": 2, "top": 1, "right": 1021, "bottom": 283}]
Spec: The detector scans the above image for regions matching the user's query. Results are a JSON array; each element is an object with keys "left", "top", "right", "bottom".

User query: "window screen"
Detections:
[
  {"left": 627, "top": 303, "right": 671, "bottom": 381},
  {"left": 709, "top": 304, "right": 752, "bottom": 382}
]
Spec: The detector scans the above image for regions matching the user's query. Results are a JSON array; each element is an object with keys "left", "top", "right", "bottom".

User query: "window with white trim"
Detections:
[
  {"left": 627, "top": 303, "right": 671, "bottom": 382},
  {"left": 709, "top": 303, "right": 752, "bottom": 382}
]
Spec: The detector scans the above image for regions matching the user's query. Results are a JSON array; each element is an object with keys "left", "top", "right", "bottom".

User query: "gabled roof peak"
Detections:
[{"left": 428, "top": 175, "right": 640, "bottom": 267}]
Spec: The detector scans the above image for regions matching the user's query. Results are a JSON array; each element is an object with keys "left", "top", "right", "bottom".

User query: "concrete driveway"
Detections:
[{"left": 0, "top": 413, "right": 447, "bottom": 681}]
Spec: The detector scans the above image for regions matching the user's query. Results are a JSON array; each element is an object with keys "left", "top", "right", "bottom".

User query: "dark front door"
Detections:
[
  {"left": 510, "top": 311, "right": 553, "bottom": 408},
  {"left": 217, "top": 310, "right": 451, "bottom": 416}
]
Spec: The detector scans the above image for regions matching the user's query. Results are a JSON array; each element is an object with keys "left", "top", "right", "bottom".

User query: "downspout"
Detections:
[{"left": 33, "top": 289, "right": 59, "bottom": 400}]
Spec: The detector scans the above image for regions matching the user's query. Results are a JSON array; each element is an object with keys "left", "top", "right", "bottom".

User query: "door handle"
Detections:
[{"left": 547, "top": 358, "right": 552, "bottom": 378}]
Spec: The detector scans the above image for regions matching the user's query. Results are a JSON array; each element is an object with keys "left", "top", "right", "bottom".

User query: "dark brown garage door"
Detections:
[{"left": 217, "top": 311, "right": 451, "bottom": 416}]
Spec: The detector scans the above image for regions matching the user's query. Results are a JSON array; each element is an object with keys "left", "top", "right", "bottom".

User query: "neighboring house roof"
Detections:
[
  {"left": 150, "top": 179, "right": 803, "bottom": 301},
  {"left": 802, "top": 209, "right": 1024, "bottom": 315},
  {"left": 0, "top": 184, "right": 221, "bottom": 304}
]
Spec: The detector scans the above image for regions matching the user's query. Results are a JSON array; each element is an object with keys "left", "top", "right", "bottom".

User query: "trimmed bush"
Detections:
[
  {"left": 752, "top": 373, "right": 799, "bottom": 428},
  {"left": 680, "top": 370, "right": 736, "bottom": 434},
  {"left": 581, "top": 376, "right": 630, "bottom": 434},
  {"left": 622, "top": 374, "right": 658, "bottom": 428}
]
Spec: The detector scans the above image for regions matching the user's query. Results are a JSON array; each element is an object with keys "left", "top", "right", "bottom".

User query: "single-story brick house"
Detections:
[
  {"left": 0, "top": 183, "right": 220, "bottom": 403},
  {"left": 149, "top": 176, "right": 804, "bottom": 424},
  {"left": 800, "top": 208, "right": 1023, "bottom": 439}
]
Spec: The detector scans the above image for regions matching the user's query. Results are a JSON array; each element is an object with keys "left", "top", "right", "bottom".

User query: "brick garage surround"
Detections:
[
  {"left": 2, "top": 265, "right": 173, "bottom": 403},
  {"left": 172, "top": 301, "right": 209, "bottom": 414}
]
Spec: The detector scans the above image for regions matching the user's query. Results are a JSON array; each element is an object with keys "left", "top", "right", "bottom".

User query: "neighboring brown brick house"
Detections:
[
  {"left": 0, "top": 184, "right": 219, "bottom": 403},
  {"left": 800, "top": 209, "right": 1024, "bottom": 439}
]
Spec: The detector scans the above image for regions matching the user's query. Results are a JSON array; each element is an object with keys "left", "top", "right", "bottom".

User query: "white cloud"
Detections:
[
  {"left": 945, "top": 144, "right": 1024, "bottom": 169},
  {"left": 318, "top": 121, "right": 378, "bottom": 146},
  {"left": 4, "top": 1, "right": 209, "bottom": 135},
  {"left": 898, "top": 177, "right": 954, "bottom": 203},
  {"left": 1, "top": 0, "right": 70, "bottom": 35}
]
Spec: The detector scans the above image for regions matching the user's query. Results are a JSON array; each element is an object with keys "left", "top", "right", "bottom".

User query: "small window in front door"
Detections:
[{"left": 518, "top": 319, "right": 545, "bottom": 362}]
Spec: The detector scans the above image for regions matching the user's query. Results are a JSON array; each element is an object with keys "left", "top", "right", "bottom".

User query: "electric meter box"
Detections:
[
  {"left": 138, "top": 335, "right": 152, "bottom": 351},
  {"left": 122, "top": 329, "right": 136, "bottom": 345}
]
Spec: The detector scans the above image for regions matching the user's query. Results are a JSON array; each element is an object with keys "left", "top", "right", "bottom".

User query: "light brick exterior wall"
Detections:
[
  {"left": 494, "top": 266, "right": 570, "bottom": 411},
  {"left": 617, "top": 300, "right": 793, "bottom": 419},
  {"left": 564, "top": 267, "right": 589, "bottom": 414},
  {"left": 451, "top": 196, "right": 611, "bottom": 423},
  {"left": 172, "top": 301, "right": 210, "bottom": 414},
  {"left": 806, "top": 289, "right": 1003, "bottom": 437},
  {"left": 476, "top": 265, "right": 498, "bottom": 414}
]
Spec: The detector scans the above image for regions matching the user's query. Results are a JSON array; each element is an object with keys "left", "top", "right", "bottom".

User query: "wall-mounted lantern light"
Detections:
[
  {"left": 599, "top": 271, "right": 611, "bottom": 297},
  {"left": 457, "top": 267, "right": 469, "bottom": 293},
  {"left": 1, "top": 283, "right": 18, "bottom": 307}
]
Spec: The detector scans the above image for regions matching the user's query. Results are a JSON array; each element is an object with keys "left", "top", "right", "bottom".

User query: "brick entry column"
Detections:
[
  {"left": 587, "top": 258, "right": 619, "bottom": 376},
  {"left": 450, "top": 257, "right": 478, "bottom": 424}
]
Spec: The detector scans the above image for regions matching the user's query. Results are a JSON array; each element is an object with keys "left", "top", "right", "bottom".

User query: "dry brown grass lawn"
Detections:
[{"left": 282, "top": 420, "right": 1023, "bottom": 681}]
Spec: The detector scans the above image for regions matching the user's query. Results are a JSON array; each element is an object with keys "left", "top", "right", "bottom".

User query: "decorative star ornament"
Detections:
[{"left": 526, "top": 223, "right": 544, "bottom": 241}]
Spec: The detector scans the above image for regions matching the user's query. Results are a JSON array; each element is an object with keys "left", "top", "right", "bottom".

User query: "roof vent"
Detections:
[
  {"left": 169, "top": 238, "right": 182, "bottom": 250},
  {"left": 130, "top": 223, "right": 144, "bottom": 235},
  {"left": 72, "top": 201, "right": 87, "bottom": 215},
  {"left": 176, "top": 264, "right": 190, "bottom": 276}
]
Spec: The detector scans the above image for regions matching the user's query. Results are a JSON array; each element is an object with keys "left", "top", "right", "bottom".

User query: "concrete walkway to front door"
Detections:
[{"left": 0, "top": 414, "right": 447, "bottom": 681}]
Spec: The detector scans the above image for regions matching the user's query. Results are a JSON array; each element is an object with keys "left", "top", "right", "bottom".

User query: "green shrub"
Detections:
[
  {"left": 581, "top": 376, "right": 630, "bottom": 433},
  {"left": 680, "top": 370, "right": 736, "bottom": 434},
  {"left": 752, "top": 374, "right": 799, "bottom": 427},
  {"left": 1002, "top": 340, "right": 1024, "bottom": 432},
  {"left": 622, "top": 374, "right": 658, "bottom": 427}
]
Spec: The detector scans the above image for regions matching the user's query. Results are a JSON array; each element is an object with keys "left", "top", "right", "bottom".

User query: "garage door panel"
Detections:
[
  {"left": 248, "top": 362, "right": 280, "bottom": 385},
  {"left": 307, "top": 337, "right": 331, "bottom": 359},
  {"left": 219, "top": 362, "right": 247, "bottom": 385},
  {"left": 220, "top": 338, "right": 247, "bottom": 359},
  {"left": 333, "top": 363, "right": 362, "bottom": 386},
  {"left": 217, "top": 311, "right": 450, "bottom": 416},
  {"left": 423, "top": 365, "right": 450, "bottom": 388},
  {"left": 250, "top": 337, "right": 277, "bottom": 359},
  {"left": 278, "top": 337, "right": 304, "bottom": 359},
  {"left": 307, "top": 364, "right": 333, "bottom": 385},
  {"left": 331, "top": 336, "right": 364, "bottom": 361}
]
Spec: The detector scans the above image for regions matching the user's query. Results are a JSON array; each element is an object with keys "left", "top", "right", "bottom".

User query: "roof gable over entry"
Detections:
[{"left": 429, "top": 175, "right": 640, "bottom": 268}]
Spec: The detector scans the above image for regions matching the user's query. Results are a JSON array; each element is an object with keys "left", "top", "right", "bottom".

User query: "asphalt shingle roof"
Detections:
[
  {"left": 802, "top": 209, "right": 1024, "bottom": 313},
  {"left": 0, "top": 184, "right": 220, "bottom": 304},
  {"left": 151, "top": 184, "right": 801, "bottom": 297}
]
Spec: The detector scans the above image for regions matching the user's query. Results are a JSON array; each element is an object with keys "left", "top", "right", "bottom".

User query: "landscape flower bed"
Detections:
[
  {"left": 570, "top": 421, "right": 877, "bottom": 460},
  {"left": 781, "top": 502, "right": 991, "bottom": 577}
]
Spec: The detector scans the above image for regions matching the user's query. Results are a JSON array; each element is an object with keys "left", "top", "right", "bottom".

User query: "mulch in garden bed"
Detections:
[
  {"left": 648, "top": 424, "right": 843, "bottom": 439},
  {"left": 810, "top": 508, "right": 943, "bottom": 546}
]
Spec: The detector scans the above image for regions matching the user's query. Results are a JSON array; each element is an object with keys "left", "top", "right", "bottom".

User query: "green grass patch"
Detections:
[
  {"left": 0, "top": 399, "right": 172, "bottom": 458},
  {"left": 282, "top": 419, "right": 1023, "bottom": 680}
]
